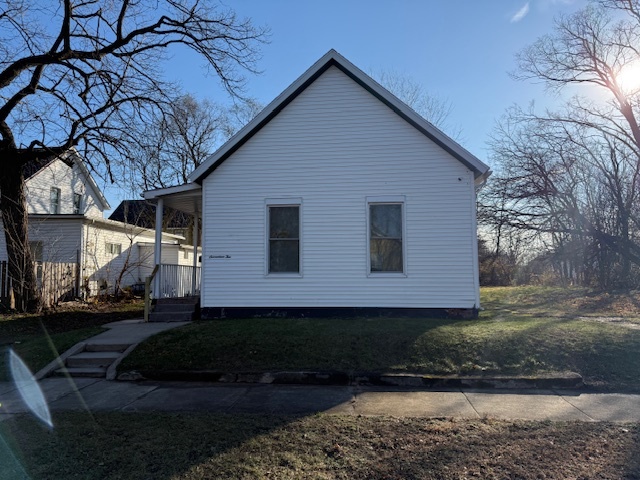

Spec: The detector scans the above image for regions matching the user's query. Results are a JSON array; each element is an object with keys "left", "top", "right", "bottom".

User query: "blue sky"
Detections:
[{"left": 105, "top": 0, "right": 587, "bottom": 210}]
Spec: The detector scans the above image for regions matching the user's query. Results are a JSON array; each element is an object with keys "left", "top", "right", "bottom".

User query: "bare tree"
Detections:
[
  {"left": 486, "top": 1, "right": 640, "bottom": 288},
  {"left": 0, "top": 0, "right": 267, "bottom": 311},
  {"left": 372, "top": 69, "right": 462, "bottom": 139},
  {"left": 129, "top": 94, "right": 262, "bottom": 191}
]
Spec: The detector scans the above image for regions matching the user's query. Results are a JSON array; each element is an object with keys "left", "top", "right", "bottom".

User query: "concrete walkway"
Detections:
[
  {"left": 2, "top": 377, "right": 640, "bottom": 422},
  {"left": 35, "top": 319, "right": 191, "bottom": 380}
]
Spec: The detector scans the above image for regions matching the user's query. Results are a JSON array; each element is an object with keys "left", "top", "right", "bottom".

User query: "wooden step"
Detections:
[
  {"left": 153, "top": 304, "right": 198, "bottom": 313},
  {"left": 155, "top": 297, "right": 200, "bottom": 305}
]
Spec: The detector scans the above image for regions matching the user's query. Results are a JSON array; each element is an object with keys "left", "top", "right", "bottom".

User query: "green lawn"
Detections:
[
  {"left": 0, "top": 300, "right": 143, "bottom": 380},
  {"left": 119, "top": 287, "right": 640, "bottom": 391},
  {"left": 2, "top": 412, "right": 639, "bottom": 479}
]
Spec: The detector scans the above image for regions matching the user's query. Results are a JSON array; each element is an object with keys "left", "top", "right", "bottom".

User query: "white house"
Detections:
[
  {"left": 144, "top": 50, "right": 491, "bottom": 318},
  {"left": 0, "top": 149, "right": 198, "bottom": 299}
]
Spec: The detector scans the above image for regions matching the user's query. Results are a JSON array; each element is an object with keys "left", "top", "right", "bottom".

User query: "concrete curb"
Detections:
[
  {"left": 119, "top": 370, "right": 584, "bottom": 390},
  {"left": 106, "top": 343, "right": 140, "bottom": 381}
]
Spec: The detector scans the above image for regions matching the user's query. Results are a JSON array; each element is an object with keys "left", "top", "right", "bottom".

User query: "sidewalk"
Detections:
[{"left": 2, "top": 377, "right": 640, "bottom": 422}]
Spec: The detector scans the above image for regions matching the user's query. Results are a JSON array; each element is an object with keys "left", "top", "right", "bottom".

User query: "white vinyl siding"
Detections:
[
  {"left": 200, "top": 66, "right": 479, "bottom": 309},
  {"left": 25, "top": 158, "right": 104, "bottom": 218},
  {"left": 82, "top": 223, "right": 154, "bottom": 294},
  {"left": 27, "top": 218, "right": 83, "bottom": 263}
]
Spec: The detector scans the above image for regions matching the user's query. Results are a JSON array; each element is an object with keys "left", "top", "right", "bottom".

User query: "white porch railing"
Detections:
[{"left": 157, "top": 264, "right": 201, "bottom": 298}]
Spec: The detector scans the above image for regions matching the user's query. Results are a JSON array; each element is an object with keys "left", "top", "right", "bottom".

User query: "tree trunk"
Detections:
[{"left": 0, "top": 150, "right": 41, "bottom": 312}]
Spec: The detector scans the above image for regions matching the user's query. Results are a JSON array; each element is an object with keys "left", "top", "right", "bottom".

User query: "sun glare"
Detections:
[{"left": 615, "top": 61, "right": 640, "bottom": 92}]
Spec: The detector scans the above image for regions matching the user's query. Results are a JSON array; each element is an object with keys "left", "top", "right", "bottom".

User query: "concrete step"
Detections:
[
  {"left": 85, "top": 343, "right": 130, "bottom": 353},
  {"left": 54, "top": 366, "right": 107, "bottom": 378},
  {"left": 66, "top": 351, "right": 121, "bottom": 368},
  {"left": 153, "top": 304, "right": 197, "bottom": 313},
  {"left": 149, "top": 311, "right": 193, "bottom": 322}
]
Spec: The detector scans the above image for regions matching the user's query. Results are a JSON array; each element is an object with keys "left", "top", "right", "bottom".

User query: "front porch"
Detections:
[{"left": 142, "top": 183, "right": 203, "bottom": 302}]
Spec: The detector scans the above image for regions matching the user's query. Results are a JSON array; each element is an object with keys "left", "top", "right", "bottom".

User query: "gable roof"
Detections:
[
  {"left": 109, "top": 199, "right": 192, "bottom": 229},
  {"left": 23, "top": 154, "right": 62, "bottom": 180},
  {"left": 23, "top": 148, "right": 110, "bottom": 210},
  {"left": 188, "top": 49, "right": 491, "bottom": 185}
]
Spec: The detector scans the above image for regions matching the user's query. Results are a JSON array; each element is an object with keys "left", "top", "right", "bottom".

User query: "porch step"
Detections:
[
  {"left": 148, "top": 311, "right": 194, "bottom": 322},
  {"left": 155, "top": 297, "right": 199, "bottom": 305},
  {"left": 85, "top": 343, "right": 130, "bottom": 353},
  {"left": 54, "top": 366, "right": 107, "bottom": 378},
  {"left": 66, "top": 351, "right": 121, "bottom": 368},
  {"left": 150, "top": 296, "right": 199, "bottom": 322},
  {"left": 153, "top": 303, "right": 199, "bottom": 313}
]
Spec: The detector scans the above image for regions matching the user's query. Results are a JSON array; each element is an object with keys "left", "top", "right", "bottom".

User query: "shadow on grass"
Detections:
[
  {"left": 2, "top": 411, "right": 640, "bottom": 479},
  {"left": 0, "top": 306, "right": 143, "bottom": 345},
  {"left": 118, "top": 310, "right": 640, "bottom": 392},
  {"left": 118, "top": 315, "right": 468, "bottom": 375}
]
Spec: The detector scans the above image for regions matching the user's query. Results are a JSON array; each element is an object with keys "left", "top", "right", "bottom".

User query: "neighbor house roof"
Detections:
[
  {"left": 188, "top": 49, "right": 491, "bottom": 185},
  {"left": 109, "top": 199, "right": 192, "bottom": 229}
]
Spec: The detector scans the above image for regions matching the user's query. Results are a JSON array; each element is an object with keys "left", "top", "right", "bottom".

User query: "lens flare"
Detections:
[{"left": 9, "top": 349, "right": 53, "bottom": 428}]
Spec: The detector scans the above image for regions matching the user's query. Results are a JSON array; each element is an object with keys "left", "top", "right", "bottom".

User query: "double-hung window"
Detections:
[
  {"left": 73, "top": 193, "right": 82, "bottom": 214},
  {"left": 267, "top": 203, "right": 300, "bottom": 274},
  {"left": 368, "top": 200, "right": 404, "bottom": 274},
  {"left": 105, "top": 242, "right": 122, "bottom": 255},
  {"left": 50, "top": 187, "right": 61, "bottom": 214}
]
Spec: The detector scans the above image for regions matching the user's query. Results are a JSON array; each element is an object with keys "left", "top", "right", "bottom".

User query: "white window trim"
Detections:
[
  {"left": 264, "top": 197, "right": 303, "bottom": 277},
  {"left": 366, "top": 195, "right": 407, "bottom": 277}
]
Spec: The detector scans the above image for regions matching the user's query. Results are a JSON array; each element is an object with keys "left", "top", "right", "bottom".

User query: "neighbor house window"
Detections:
[
  {"left": 105, "top": 242, "right": 122, "bottom": 255},
  {"left": 369, "top": 202, "right": 404, "bottom": 273},
  {"left": 268, "top": 204, "right": 300, "bottom": 273},
  {"left": 50, "top": 187, "right": 61, "bottom": 214},
  {"left": 29, "top": 241, "right": 43, "bottom": 262},
  {"left": 73, "top": 193, "right": 82, "bottom": 214}
]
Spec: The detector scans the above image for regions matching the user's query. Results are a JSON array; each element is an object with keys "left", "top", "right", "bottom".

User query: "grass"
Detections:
[
  {"left": 0, "top": 299, "right": 143, "bottom": 380},
  {"left": 119, "top": 287, "right": 640, "bottom": 391},
  {"left": 1, "top": 412, "right": 639, "bottom": 479}
]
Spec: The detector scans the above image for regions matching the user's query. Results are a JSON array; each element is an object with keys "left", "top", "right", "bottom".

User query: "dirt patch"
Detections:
[{"left": 3, "top": 413, "right": 640, "bottom": 479}]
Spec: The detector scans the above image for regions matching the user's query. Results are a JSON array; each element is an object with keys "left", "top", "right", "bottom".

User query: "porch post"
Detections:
[
  {"left": 154, "top": 198, "right": 163, "bottom": 298},
  {"left": 191, "top": 214, "right": 199, "bottom": 296}
]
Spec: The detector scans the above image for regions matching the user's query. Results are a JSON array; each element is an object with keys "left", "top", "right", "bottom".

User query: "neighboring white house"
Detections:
[
  {"left": 0, "top": 149, "right": 198, "bottom": 298},
  {"left": 144, "top": 50, "right": 491, "bottom": 318}
]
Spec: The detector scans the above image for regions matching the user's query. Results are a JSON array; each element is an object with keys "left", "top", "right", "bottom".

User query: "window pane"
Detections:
[
  {"left": 50, "top": 188, "right": 60, "bottom": 214},
  {"left": 269, "top": 240, "right": 299, "bottom": 272},
  {"left": 269, "top": 206, "right": 299, "bottom": 239},
  {"left": 73, "top": 193, "right": 82, "bottom": 214},
  {"left": 370, "top": 204, "right": 402, "bottom": 239},
  {"left": 29, "top": 241, "right": 43, "bottom": 262},
  {"left": 370, "top": 239, "right": 403, "bottom": 272}
]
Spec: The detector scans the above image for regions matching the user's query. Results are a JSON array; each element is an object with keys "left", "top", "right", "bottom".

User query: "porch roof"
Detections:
[{"left": 142, "top": 183, "right": 202, "bottom": 216}]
